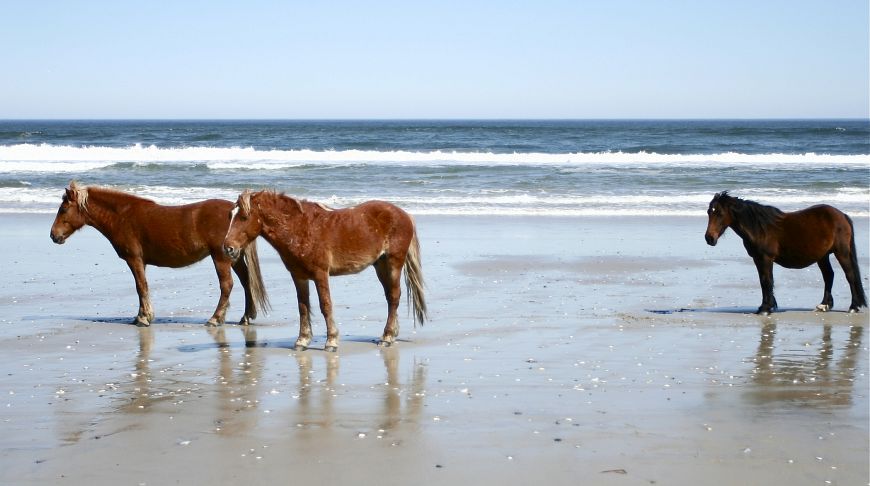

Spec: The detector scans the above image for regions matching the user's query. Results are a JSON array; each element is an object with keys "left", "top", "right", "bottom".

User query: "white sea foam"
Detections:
[
  {"left": 0, "top": 143, "right": 867, "bottom": 172},
  {"left": 7, "top": 186, "right": 867, "bottom": 217}
]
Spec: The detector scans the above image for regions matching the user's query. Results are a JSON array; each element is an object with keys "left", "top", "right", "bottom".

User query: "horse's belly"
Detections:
[
  {"left": 328, "top": 252, "right": 380, "bottom": 276},
  {"left": 329, "top": 262, "right": 372, "bottom": 276},
  {"left": 775, "top": 253, "right": 821, "bottom": 269},
  {"left": 145, "top": 246, "right": 211, "bottom": 268}
]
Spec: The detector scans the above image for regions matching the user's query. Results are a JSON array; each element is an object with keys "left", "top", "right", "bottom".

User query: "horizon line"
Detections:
[{"left": 1, "top": 117, "right": 868, "bottom": 122}]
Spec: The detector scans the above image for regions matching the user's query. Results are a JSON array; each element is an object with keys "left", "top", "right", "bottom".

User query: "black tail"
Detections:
[{"left": 847, "top": 215, "right": 868, "bottom": 308}]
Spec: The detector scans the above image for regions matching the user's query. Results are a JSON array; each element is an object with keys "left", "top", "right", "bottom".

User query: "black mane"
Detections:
[{"left": 715, "top": 191, "right": 784, "bottom": 239}]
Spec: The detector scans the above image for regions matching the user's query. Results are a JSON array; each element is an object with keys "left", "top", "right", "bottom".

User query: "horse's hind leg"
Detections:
[
  {"left": 375, "top": 255, "right": 403, "bottom": 347},
  {"left": 834, "top": 249, "right": 864, "bottom": 313},
  {"left": 313, "top": 273, "right": 339, "bottom": 352},
  {"left": 231, "top": 258, "right": 256, "bottom": 325},
  {"left": 125, "top": 258, "right": 154, "bottom": 326},
  {"left": 207, "top": 256, "right": 233, "bottom": 326},
  {"left": 815, "top": 256, "right": 834, "bottom": 312},
  {"left": 292, "top": 276, "right": 314, "bottom": 351}
]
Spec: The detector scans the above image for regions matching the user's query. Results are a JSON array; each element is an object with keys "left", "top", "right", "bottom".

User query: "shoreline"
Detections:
[{"left": 1, "top": 213, "right": 867, "bottom": 485}]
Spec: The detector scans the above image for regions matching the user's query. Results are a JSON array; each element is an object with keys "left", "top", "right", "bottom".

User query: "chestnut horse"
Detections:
[
  {"left": 50, "top": 181, "right": 269, "bottom": 326},
  {"left": 222, "top": 190, "right": 427, "bottom": 352},
  {"left": 705, "top": 191, "right": 866, "bottom": 315}
]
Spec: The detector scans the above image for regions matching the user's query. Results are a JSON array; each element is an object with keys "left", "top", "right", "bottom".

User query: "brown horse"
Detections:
[
  {"left": 705, "top": 191, "right": 867, "bottom": 315},
  {"left": 222, "top": 190, "right": 427, "bottom": 352},
  {"left": 50, "top": 181, "right": 269, "bottom": 326}
]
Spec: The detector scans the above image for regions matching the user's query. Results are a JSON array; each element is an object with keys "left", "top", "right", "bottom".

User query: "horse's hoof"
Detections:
[
  {"left": 849, "top": 307, "right": 860, "bottom": 314},
  {"left": 238, "top": 316, "right": 251, "bottom": 326},
  {"left": 815, "top": 304, "right": 831, "bottom": 312},
  {"left": 293, "top": 345, "right": 308, "bottom": 352},
  {"left": 205, "top": 319, "right": 221, "bottom": 327},
  {"left": 756, "top": 310, "right": 771, "bottom": 316},
  {"left": 325, "top": 346, "right": 338, "bottom": 353},
  {"left": 378, "top": 340, "right": 393, "bottom": 348}
]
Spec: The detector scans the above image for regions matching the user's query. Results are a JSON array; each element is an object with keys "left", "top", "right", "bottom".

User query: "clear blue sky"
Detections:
[{"left": 2, "top": 0, "right": 867, "bottom": 119}]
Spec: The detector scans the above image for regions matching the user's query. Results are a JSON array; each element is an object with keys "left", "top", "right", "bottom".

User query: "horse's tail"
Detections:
[
  {"left": 404, "top": 227, "right": 428, "bottom": 327},
  {"left": 846, "top": 214, "right": 868, "bottom": 308},
  {"left": 242, "top": 239, "right": 271, "bottom": 317}
]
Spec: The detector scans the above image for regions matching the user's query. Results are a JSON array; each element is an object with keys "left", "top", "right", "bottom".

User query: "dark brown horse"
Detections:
[
  {"left": 222, "top": 190, "right": 427, "bottom": 352},
  {"left": 705, "top": 191, "right": 866, "bottom": 315},
  {"left": 50, "top": 181, "right": 269, "bottom": 326}
]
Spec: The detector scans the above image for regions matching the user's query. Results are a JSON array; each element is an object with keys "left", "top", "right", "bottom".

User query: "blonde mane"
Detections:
[
  {"left": 68, "top": 180, "right": 90, "bottom": 211},
  {"left": 238, "top": 189, "right": 254, "bottom": 214},
  {"left": 244, "top": 189, "right": 321, "bottom": 214},
  {"left": 67, "top": 181, "right": 157, "bottom": 213}
]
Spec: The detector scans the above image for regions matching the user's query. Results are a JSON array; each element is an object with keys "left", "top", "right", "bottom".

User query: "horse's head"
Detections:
[
  {"left": 223, "top": 190, "right": 262, "bottom": 261},
  {"left": 50, "top": 182, "right": 88, "bottom": 244},
  {"left": 705, "top": 191, "right": 733, "bottom": 246}
]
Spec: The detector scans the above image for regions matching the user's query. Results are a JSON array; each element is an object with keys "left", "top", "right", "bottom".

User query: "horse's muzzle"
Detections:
[
  {"left": 50, "top": 232, "right": 66, "bottom": 244},
  {"left": 223, "top": 245, "right": 241, "bottom": 261},
  {"left": 705, "top": 233, "right": 717, "bottom": 246}
]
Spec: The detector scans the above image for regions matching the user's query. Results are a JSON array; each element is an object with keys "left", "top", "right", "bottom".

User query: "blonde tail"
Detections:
[
  {"left": 242, "top": 239, "right": 271, "bottom": 318},
  {"left": 404, "top": 230, "right": 427, "bottom": 327}
]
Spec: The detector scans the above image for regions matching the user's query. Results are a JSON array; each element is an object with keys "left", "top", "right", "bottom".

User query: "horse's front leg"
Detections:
[
  {"left": 231, "top": 258, "right": 256, "bottom": 325},
  {"left": 815, "top": 256, "right": 834, "bottom": 312},
  {"left": 313, "top": 274, "right": 339, "bottom": 352},
  {"left": 207, "top": 256, "right": 233, "bottom": 326},
  {"left": 125, "top": 257, "right": 154, "bottom": 326},
  {"left": 292, "top": 276, "right": 313, "bottom": 351},
  {"left": 753, "top": 255, "right": 777, "bottom": 315}
]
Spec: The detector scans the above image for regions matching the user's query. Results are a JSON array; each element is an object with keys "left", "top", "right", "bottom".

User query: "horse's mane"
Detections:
[
  {"left": 68, "top": 180, "right": 89, "bottom": 211},
  {"left": 715, "top": 191, "right": 784, "bottom": 238},
  {"left": 69, "top": 181, "right": 152, "bottom": 211},
  {"left": 242, "top": 189, "right": 332, "bottom": 214}
]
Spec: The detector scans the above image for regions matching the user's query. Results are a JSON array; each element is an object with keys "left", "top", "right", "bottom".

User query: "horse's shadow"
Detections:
[
  {"left": 342, "top": 334, "right": 413, "bottom": 345},
  {"left": 23, "top": 315, "right": 207, "bottom": 325},
  {"left": 644, "top": 306, "right": 852, "bottom": 315},
  {"left": 178, "top": 335, "right": 296, "bottom": 352},
  {"left": 176, "top": 331, "right": 411, "bottom": 353}
]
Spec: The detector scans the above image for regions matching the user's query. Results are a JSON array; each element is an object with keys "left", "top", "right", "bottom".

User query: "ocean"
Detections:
[{"left": 0, "top": 119, "right": 867, "bottom": 216}]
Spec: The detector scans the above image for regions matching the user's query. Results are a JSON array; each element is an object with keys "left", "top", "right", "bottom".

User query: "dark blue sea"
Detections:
[{"left": 0, "top": 119, "right": 867, "bottom": 216}]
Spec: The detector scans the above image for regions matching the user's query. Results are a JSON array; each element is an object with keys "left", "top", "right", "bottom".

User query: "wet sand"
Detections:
[{"left": 1, "top": 213, "right": 868, "bottom": 485}]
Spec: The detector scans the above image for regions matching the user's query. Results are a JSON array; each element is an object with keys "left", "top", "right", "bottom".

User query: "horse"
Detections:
[
  {"left": 704, "top": 191, "right": 867, "bottom": 315},
  {"left": 222, "top": 189, "right": 427, "bottom": 352},
  {"left": 50, "top": 181, "right": 269, "bottom": 326}
]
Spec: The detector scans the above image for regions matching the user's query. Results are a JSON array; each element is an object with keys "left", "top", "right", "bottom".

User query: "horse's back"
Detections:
[
  {"left": 793, "top": 204, "right": 846, "bottom": 217},
  {"left": 777, "top": 204, "right": 853, "bottom": 267},
  {"left": 134, "top": 199, "right": 233, "bottom": 266},
  {"left": 353, "top": 200, "right": 415, "bottom": 237},
  {"left": 786, "top": 204, "right": 851, "bottom": 232},
  {"left": 317, "top": 200, "right": 415, "bottom": 274}
]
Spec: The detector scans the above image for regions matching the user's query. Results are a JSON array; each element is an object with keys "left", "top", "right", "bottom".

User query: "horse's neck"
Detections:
[
  {"left": 83, "top": 190, "right": 140, "bottom": 233},
  {"left": 259, "top": 196, "right": 311, "bottom": 241},
  {"left": 729, "top": 207, "right": 767, "bottom": 252},
  {"left": 729, "top": 215, "right": 754, "bottom": 242}
]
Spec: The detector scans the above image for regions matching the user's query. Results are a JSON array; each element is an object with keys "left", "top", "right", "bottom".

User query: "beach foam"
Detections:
[{"left": 1, "top": 143, "right": 867, "bottom": 171}]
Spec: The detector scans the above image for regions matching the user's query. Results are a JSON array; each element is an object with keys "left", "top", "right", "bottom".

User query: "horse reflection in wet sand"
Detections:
[
  {"left": 222, "top": 190, "right": 427, "bottom": 352},
  {"left": 748, "top": 322, "right": 863, "bottom": 407},
  {"left": 50, "top": 181, "right": 270, "bottom": 326},
  {"left": 705, "top": 192, "right": 867, "bottom": 315}
]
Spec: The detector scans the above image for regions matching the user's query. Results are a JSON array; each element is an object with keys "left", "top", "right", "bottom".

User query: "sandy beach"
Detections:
[{"left": 1, "top": 213, "right": 867, "bottom": 485}]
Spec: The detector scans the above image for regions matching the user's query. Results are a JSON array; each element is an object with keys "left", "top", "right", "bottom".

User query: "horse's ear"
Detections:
[{"left": 64, "top": 187, "right": 74, "bottom": 201}]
